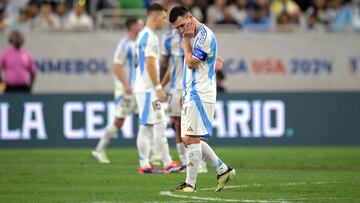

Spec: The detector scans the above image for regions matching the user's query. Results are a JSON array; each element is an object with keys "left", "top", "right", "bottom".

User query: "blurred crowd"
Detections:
[
  {"left": 0, "top": 0, "right": 94, "bottom": 33},
  {"left": 1, "top": 0, "right": 360, "bottom": 33}
]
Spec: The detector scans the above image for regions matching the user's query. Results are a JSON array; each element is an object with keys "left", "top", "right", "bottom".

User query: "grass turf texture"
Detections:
[{"left": 0, "top": 147, "right": 359, "bottom": 203}]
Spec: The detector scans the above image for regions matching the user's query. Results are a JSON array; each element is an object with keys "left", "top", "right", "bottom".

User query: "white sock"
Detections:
[
  {"left": 200, "top": 140, "right": 228, "bottom": 175},
  {"left": 150, "top": 131, "right": 160, "bottom": 158},
  {"left": 176, "top": 142, "right": 187, "bottom": 165},
  {"left": 153, "top": 122, "right": 172, "bottom": 166},
  {"left": 136, "top": 125, "right": 152, "bottom": 168},
  {"left": 95, "top": 123, "right": 118, "bottom": 152},
  {"left": 185, "top": 143, "right": 202, "bottom": 187}
]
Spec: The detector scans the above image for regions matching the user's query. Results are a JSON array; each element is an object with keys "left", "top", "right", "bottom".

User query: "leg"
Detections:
[
  {"left": 92, "top": 117, "right": 124, "bottom": 164},
  {"left": 174, "top": 116, "right": 187, "bottom": 165},
  {"left": 153, "top": 121, "right": 172, "bottom": 167},
  {"left": 200, "top": 140, "right": 236, "bottom": 192},
  {"left": 183, "top": 135, "right": 202, "bottom": 188},
  {"left": 200, "top": 140, "right": 228, "bottom": 174},
  {"left": 95, "top": 117, "right": 123, "bottom": 152},
  {"left": 136, "top": 124, "right": 152, "bottom": 169}
]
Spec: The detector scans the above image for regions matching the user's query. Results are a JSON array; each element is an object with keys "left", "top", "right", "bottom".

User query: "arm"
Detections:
[
  {"left": 160, "top": 55, "right": 170, "bottom": 87},
  {"left": 113, "top": 63, "right": 131, "bottom": 94},
  {"left": 183, "top": 37, "right": 201, "bottom": 69},
  {"left": 146, "top": 56, "right": 166, "bottom": 102}
]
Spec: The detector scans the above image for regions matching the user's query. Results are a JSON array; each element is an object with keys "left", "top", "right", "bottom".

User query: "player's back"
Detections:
[
  {"left": 134, "top": 26, "right": 160, "bottom": 93},
  {"left": 183, "top": 24, "right": 217, "bottom": 104},
  {"left": 161, "top": 29, "right": 184, "bottom": 90},
  {"left": 113, "top": 36, "right": 136, "bottom": 94}
]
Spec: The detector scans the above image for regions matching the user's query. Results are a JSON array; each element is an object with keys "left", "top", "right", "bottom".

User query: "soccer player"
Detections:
[
  {"left": 134, "top": 4, "right": 182, "bottom": 174},
  {"left": 169, "top": 6, "right": 236, "bottom": 192},
  {"left": 92, "top": 18, "right": 143, "bottom": 164},
  {"left": 160, "top": 28, "right": 188, "bottom": 169}
]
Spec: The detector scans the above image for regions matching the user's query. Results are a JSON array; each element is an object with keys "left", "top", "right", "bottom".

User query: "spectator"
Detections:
[
  {"left": 33, "top": 3, "right": 60, "bottom": 31},
  {"left": 55, "top": 2, "right": 68, "bottom": 29},
  {"left": 180, "top": 0, "right": 205, "bottom": 22},
  {"left": 64, "top": 2, "right": 93, "bottom": 32},
  {"left": 306, "top": 12, "right": 324, "bottom": 31},
  {"left": 243, "top": 4, "right": 273, "bottom": 31},
  {"left": 215, "top": 56, "right": 226, "bottom": 93},
  {"left": 328, "top": 0, "right": 360, "bottom": 31},
  {"left": 0, "top": 6, "right": 8, "bottom": 31},
  {"left": 325, "top": 0, "right": 341, "bottom": 24},
  {"left": 0, "top": 30, "right": 37, "bottom": 93},
  {"left": 26, "top": 1, "right": 39, "bottom": 21},
  {"left": 9, "top": 8, "right": 32, "bottom": 33},
  {"left": 226, "top": 0, "right": 249, "bottom": 27},
  {"left": 271, "top": 0, "right": 301, "bottom": 24},
  {"left": 207, "top": 0, "right": 233, "bottom": 25},
  {"left": 305, "top": 0, "right": 328, "bottom": 27},
  {"left": 276, "top": 11, "right": 297, "bottom": 31}
]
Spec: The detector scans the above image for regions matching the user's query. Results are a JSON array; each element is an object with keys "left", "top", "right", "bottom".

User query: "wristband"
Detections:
[{"left": 155, "top": 84, "right": 162, "bottom": 91}]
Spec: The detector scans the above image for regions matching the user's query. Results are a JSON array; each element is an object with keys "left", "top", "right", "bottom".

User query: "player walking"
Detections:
[
  {"left": 169, "top": 6, "right": 236, "bottom": 192},
  {"left": 92, "top": 18, "right": 143, "bottom": 164}
]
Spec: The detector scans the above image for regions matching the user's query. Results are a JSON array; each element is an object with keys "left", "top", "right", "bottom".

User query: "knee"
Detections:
[
  {"left": 182, "top": 136, "right": 200, "bottom": 146},
  {"left": 114, "top": 118, "right": 124, "bottom": 129}
]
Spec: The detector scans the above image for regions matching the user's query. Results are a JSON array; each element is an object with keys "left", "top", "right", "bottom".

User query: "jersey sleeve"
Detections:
[
  {"left": 113, "top": 39, "right": 127, "bottom": 65},
  {"left": 160, "top": 32, "right": 171, "bottom": 56},
  {"left": 144, "top": 34, "right": 159, "bottom": 58},
  {"left": 192, "top": 28, "right": 211, "bottom": 62}
]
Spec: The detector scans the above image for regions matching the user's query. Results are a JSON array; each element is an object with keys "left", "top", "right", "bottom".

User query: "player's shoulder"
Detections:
[
  {"left": 195, "top": 24, "right": 214, "bottom": 46},
  {"left": 117, "top": 36, "right": 131, "bottom": 49}
]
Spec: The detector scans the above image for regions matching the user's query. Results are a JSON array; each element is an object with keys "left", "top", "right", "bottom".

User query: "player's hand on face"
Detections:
[
  {"left": 124, "top": 84, "right": 132, "bottom": 94},
  {"left": 183, "top": 21, "right": 196, "bottom": 38},
  {"left": 157, "top": 89, "right": 166, "bottom": 102}
]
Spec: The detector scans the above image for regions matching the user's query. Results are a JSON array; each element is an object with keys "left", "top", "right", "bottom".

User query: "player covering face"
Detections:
[{"left": 169, "top": 6, "right": 236, "bottom": 192}]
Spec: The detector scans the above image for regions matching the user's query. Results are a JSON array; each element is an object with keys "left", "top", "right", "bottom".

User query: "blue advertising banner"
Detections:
[{"left": 0, "top": 93, "right": 359, "bottom": 147}]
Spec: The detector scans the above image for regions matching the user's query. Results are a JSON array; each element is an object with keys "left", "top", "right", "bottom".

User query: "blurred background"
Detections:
[{"left": 0, "top": 0, "right": 359, "bottom": 147}]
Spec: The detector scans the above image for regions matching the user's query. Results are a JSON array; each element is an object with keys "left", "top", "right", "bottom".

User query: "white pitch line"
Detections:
[
  {"left": 159, "top": 182, "right": 349, "bottom": 203},
  {"left": 159, "top": 191, "right": 292, "bottom": 203}
]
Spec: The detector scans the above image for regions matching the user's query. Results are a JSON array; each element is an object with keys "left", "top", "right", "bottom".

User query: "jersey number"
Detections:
[{"left": 152, "top": 100, "right": 161, "bottom": 111}]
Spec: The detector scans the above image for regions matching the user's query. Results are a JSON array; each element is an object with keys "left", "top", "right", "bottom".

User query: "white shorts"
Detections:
[
  {"left": 135, "top": 91, "right": 166, "bottom": 125},
  {"left": 181, "top": 99, "right": 215, "bottom": 138},
  {"left": 114, "top": 93, "right": 137, "bottom": 118},
  {"left": 166, "top": 89, "right": 182, "bottom": 117}
]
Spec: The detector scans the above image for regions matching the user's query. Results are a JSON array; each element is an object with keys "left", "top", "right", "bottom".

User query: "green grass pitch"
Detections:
[{"left": 0, "top": 147, "right": 359, "bottom": 203}]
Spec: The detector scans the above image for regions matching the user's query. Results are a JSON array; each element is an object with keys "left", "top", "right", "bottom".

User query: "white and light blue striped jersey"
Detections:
[
  {"left": 134, "top": 26, "right": 161, "bottom": 93},
  {"left": 113, "top": 36, "right": 136, "bottom": 94},
  {"left": 161, "top": 29, "right": 184, "bottom": 90},
  {"left": 183, "top": 24, "right": 217, "bottom": 104}
]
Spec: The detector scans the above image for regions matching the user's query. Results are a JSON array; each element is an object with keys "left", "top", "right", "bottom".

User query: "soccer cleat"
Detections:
[
  {"left": 215, "top": 167, "right": 236, "bottom": 192},
  {"left": 163, "top": 161, "right": 183, "bottom": 173},
  {"left": 172, "top": 182, "right": 196, "bottom": 192},
  {"left": 91, "top": 150, "right": 111, "bottom": 164},
  {"left": 138, "top": 166, "right": 162, "bottom": 174}
]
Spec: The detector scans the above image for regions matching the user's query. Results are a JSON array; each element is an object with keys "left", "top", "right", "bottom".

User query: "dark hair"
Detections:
[
  {"left": 147, "top": 3, "right": 166, "bottom": 16},
  {"left": 169, "top": 6, "right": 189, "bottom": 23},
  {"left": 125, "top": 18, "right": 139, "bottom": 30}
]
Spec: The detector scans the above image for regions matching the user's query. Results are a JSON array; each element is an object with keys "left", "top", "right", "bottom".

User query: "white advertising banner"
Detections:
[{"left": 0, "top": 31, "right": 359, "bottom": 92}]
